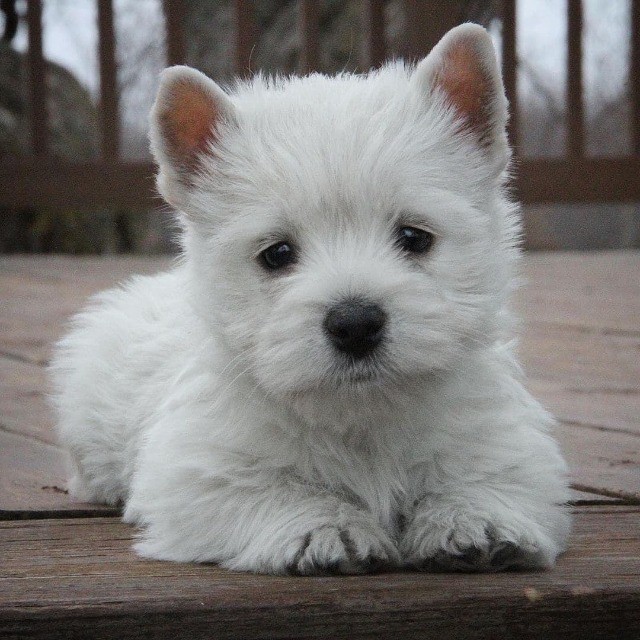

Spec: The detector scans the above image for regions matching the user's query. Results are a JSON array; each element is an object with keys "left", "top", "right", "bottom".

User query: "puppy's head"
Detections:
[{"left": 150, "top": 24, "right": 519, "bottom": 405}]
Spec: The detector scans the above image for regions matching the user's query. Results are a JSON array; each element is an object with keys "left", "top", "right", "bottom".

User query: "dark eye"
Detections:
[
  {"left": 260, "top": 241, "right": 296, "bottom": 270},
  {"left": 396, "top": 226, "right": 435, "bottom": 254}
]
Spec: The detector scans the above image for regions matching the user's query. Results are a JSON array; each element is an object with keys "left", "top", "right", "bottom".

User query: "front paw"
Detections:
[
  {"left": 400, "top": 506, "right": 555, "bottom": 572},
  {"left": 285, "top": 519, "right": 400, "bottom": 575}
]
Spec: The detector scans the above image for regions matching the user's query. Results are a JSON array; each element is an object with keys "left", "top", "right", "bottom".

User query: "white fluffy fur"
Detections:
[{"left": 51, "top": 25, "right": 570, "bottom": 575}]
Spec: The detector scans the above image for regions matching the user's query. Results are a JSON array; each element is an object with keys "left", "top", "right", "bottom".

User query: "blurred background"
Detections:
[{"left": 0, "top": 0, "right": 638, "bottom": 253}]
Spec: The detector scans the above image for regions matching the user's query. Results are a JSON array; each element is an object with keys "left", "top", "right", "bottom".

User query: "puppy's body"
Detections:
[{"left": 51, "top": 25, "right": 570, "bottom": 574}]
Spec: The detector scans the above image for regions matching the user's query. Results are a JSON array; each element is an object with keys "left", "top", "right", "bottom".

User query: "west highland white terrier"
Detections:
[{"left": 51, "top": 24, "right": 570, "bottom": 575}]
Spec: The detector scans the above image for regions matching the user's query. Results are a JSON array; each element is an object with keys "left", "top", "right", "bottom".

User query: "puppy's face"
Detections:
[{"left": 151, "top": 26, "right": 518, "bottom": 403}]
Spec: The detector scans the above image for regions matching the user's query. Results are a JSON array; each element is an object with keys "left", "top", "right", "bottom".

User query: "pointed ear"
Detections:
[
  {"left": 149, "top": 65, "right": 236, "bottom": 209},
  {"left": 411, "top": 24, "right": 509, "bottom": 169}
]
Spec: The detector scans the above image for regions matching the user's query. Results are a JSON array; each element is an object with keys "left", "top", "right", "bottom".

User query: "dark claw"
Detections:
[
  {"left": 286, "top": 528, "right": 392, "bottom": 576},
  {"left": 490, "top": 541, "right": 540, "bottom": 571},
  {"left": 285, "top": 532, "right": 312, "bottom": 575},
  {"left": 338, "top": 529, "right": 358, "bottom": 564},
  {"left": 420, "top": 546, "right": 489, "bottom": 573},
  {"left": 490, "top": 541, "right": 520, "bottom": 569},
  {"left": 419, "top": 540, "right": 541, "bottom": 573}
]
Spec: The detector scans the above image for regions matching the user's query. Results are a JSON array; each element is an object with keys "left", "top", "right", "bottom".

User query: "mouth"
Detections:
[
  {"left": 346, "top": 369, "right": 377, "bottom": 383},
  {"left": 330, "top": 354, "right": 384, "bottom": 387}
]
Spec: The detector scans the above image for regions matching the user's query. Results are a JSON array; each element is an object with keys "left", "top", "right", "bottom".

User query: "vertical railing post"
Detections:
[
  {"left": 26, "top": 0, "right": 47, "bottom": 156},
  {"left": 361, "top": 0, "right": 386, "bottom": 70},
  {"left": 401, "top": 0, "right": 461, "bottom": 61},
  {"left": 235, "top": 0, "right": 257, "bottom": 76},
  {"left": 632, "top": 0, "right": 640, "bottom": 155},
  {"left": 164, "top": 0, "right": 185, "bottom": 66},
  {"left": 567, "top": 0, "right": 584, "bottom": 158},
  {"left": 502, "top": 0, "right": 518, "bottom": 152},
  {"left": 299, "top": 0, "right": 320, "bottom": 74},
  {"left": 98, "top": 0, "right": 119, "bottom": 161}
]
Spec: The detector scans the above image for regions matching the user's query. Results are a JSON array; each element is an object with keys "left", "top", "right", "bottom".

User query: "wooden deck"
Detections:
[{"left": 1, "top": 252, "right": 639, "bottom": 639}]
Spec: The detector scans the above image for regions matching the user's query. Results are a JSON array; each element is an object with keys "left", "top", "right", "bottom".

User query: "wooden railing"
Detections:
[
  {"left": 518, "top": 0, "right": 640, "bottom": 204},
  {"left": 1, "top": 0, "right": 639, "bottom": 212}
]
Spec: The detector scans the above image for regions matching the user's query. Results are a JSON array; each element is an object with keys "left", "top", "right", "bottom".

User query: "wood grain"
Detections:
[
  {"left": 515, "top": 250, "right": 640, "bottom": 335},
  {"left": 0, "top": 357, "right": 53, "bottom": 443},
  {"left": 1, "top": 254, "right": 640, "bottom": 638},
  {"left": 0, "top": 252, "right": 638, "bottom": 508},
  {"left": 0, "top": 431, "right": 117, "bottom": 516},
  {"left": 0, "top": 256, "right": 169, "bottom": 364},
  {"left": 0, "top": 508, "right": 638, "bottom": 639},
  {"left": 529, "top": 378, "right": 640, "bottom": 436},
  {"left": 520, "top": 326, "right": 640, "bottom": 393},
  {"left": 558, "top": 425, "right": 640, "bottom": 501}
]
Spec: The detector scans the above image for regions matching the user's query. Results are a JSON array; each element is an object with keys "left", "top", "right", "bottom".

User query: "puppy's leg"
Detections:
[
  {"left": 125, "top": 464, "right": 399, "bottom": 575},
  {"left": 401, "top": 394, "right": 571, "bottom": 572},
  {"left": 400, "top": 487, "right": 569, "bottom": 572}
]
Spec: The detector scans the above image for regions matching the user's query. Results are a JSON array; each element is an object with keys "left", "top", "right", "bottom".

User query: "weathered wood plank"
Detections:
[
  {"left": 0, "top": 162, "right": 160, "bottom": 211},
  {"left": 521, "top": 325, "right": 640, "bottom": 398},
  {"left": 234, "top": 0, "right": 257, "bottom": 76},
  {"left": 0, "top": 358, "right": 52, "bottom": 443},
  {"left": 518, "top": 158, "right": 640, "bottom": 203},
  {"left": 0, "top": 432, "right": 65, "bottom": 512},
  {"left": 0, "top": 431, "right": 117, "bottom": 516},
  {"left": 516, "top": 250, "right": 640, "bottom": 334},
  {"left": 569, "top": 488, "right": 620, "bottom": 504},
  {"left": 0, "top": 255, "right": 169, "bottom": 284},
  {"left": 530, "top": 378, "right": 640, "bottom": 436},
  {"left": 0, "top": 256, "right": 169, "bottom": 363},
  {"left": 567, "top": 0, "right": 584, "bottom": 159},
  {"left": 361, "top": 0, "right": 386, "bottom": 69},
  {"left": 633, "top": 0, "right": 640, "bottom": 154},
  {"left": 501, "top": 0, "right": 518, "bottom": 150},
  {"left": 25, "top": 0, "right": 47, "bottom": 156},
  {"left": 298, "top": 0, "right": 320, "bottom": 74},
  {"left": 97, "top": 0, "right": 119, "bottom": 161},
  {"left": 514, "top": 252, "right": 640, "bottom": 501},
  {"left": 0, "top": 253, "right": 638, "bottom": 511},
  {"left": 558, "top": 424, "right": 640, "bottom": 501},
  {"left": 0, "top": 508, "right": 638, "bottom": 639},
  {"left": 164, "top": 0, "right": 186, "bottom": 66}
]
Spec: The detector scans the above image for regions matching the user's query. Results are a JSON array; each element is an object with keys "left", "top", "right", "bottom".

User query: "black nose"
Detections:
[{"left": 324, "top": 299, "right": 386, "bottom": 359}]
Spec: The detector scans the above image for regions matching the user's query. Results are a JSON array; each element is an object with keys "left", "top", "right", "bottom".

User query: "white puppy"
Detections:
[{"left": 51, "top": 24, "right": 570, "bottom": 575}]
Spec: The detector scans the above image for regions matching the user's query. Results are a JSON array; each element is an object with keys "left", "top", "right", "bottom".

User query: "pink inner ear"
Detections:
[
  {"left": 161, "top": 79, "right": 219, "bottom": 167},
  {"left": 432, "top": 38, "right": 493, "bottom": 143}
]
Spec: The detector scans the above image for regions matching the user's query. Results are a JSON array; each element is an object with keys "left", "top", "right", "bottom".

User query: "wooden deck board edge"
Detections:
[
  {"left": 0, "top": 508, "right": 121, "bottom": 522},
  {"left": 1, "top": 593, "right": 639, "bottom": 640},
  {"left": 1, "top": 512, "right": 638, "bottom": 638},
  {"left": 569, "top": 484, "right": 640, "bottom": 505}
]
